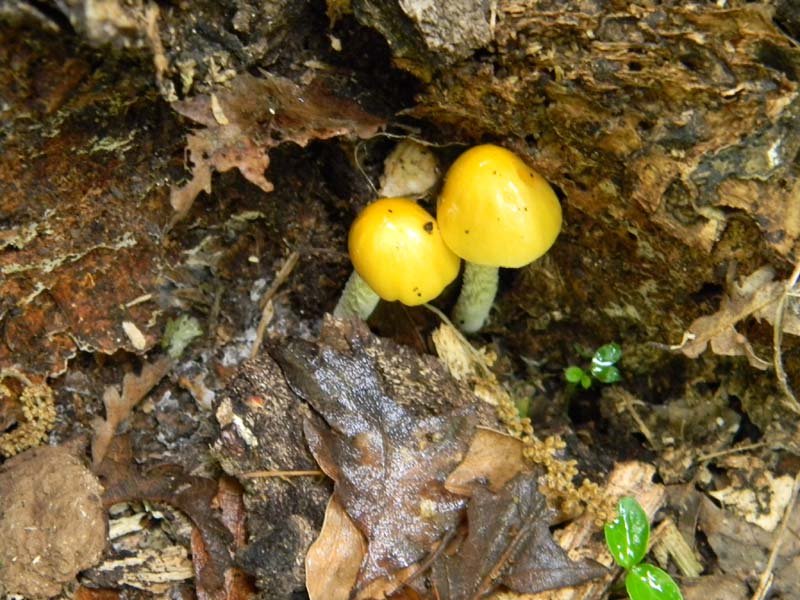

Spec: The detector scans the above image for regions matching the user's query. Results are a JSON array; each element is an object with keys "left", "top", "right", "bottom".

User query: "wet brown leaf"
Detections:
[
  {"left": 91, "top": 356, "right": 172, "bottom": 466},
  {"left": 272, "top": 318, "right": 483, "bottom": 588},
  {"left": 432, "top": 473, "right": 606, "bottom": 600},
  {"left": 170, "top": 72, "right": 384, "bottom": 222}
]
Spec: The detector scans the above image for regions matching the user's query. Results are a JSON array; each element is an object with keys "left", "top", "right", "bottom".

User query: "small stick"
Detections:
[
  {"left": 608, "top": 388, "right": 657, "bottom": 449},
  {"left": 250, "top": 251, "right": 299, "bottom": 358},
  {"left": 239, "top": 469, "right": 324, "bottom": 479},
  {"left": 697, "top": 441, "right": 766, "bottom": 463}
]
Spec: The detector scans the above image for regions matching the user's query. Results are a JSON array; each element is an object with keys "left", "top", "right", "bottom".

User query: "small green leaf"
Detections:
[
  {"left": 161, "top": 314, "right": 203, "bottom": 359},
  {"left": 565, "top": 366, "right": 586, "bottom": 384},
  {"left": 604, "top": 496, "right": 650, "bottom": 569},
  {"left": 515, "top": 396, "right": 531, "bottom": 419},
  {"left": 593, "top": 365, "right": 622, "bottom": 384},
  {"left": 625, "top": 564, "right": 683, "bottom": 600},
  {"left": 592, "top": 342, "right": 622, "bottom": 368},
  {"left": 580, "top": 373, "right": 592, "bottom": 389}
]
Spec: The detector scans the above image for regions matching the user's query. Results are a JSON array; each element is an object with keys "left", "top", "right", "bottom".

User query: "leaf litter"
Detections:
[
  {"left": 670, "top": 265, "right": 800, "bottom": 369},
  {"left": 272, "top": 318, "right": 483, "bottom": 591},
  {"left": 170, "top": 72, "right": 384, "bottom": 223},
  {"left": 269, "top": 318, "right": 616, "bottom": 599},
  {"left": 96, "top": 437, "right": 234, "bottom": 597},
  {"left": 431, "top": 473, "right": 606, "bottom": 600},
  {"left": 91, "top": 356, "right": 172, "bottom": 466}
]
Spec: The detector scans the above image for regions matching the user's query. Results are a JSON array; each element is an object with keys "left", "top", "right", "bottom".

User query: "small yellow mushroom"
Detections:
[
  {"left": 334, "top": 198, "right": 460, "bottom": 320},
  {"left": 437, "top": 144, "right": 562, "bottom": 332}
]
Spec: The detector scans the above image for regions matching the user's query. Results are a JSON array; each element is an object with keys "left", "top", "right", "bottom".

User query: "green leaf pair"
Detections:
[
  {"left": 604, "top": 497, "right": 683, "bottom": 600},
  {"left": 590, "top": 342, "right": 622, "bottom": 384},
  {"left": 564, "top": 365, "right": 592, "bottom": 389},
  {"left": 564, "top": 342, "right": 622, "bottom": 389}
]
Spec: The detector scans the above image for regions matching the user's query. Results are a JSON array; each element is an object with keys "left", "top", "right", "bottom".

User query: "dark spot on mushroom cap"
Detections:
[
  {"left": 423, "top": 221, "right": 434, "bottom": 233},
  {"left": 388, "top": 209, "right": 393, "bottom": 213},
  {"left": 465, "top": 229, "right": 470, "bottom": 234}
]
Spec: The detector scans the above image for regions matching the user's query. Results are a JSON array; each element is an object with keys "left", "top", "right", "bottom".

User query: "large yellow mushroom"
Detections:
[
  {"left": 333, "top": 198, "right": 461, "bottom": 320},
  {"left": 437, "top": 144, "right": 562, "bottom": 332}
]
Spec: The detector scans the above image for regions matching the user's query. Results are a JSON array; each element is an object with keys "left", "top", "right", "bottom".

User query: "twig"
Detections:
[
  {"left": 697, "top": 442, "right": 766, "bottom": 463},
  {"left": 209, "top": 284, "right": 223, "bottom": 348},
  {"left": 250, "top": 299, "right": 274, "bottom": 359},
  {"left": 772, "top": 260, "right": 800, "bottom": 414},
  {"left": 611, "top": 388, "right": 657, "bottom": 449},
  {"left": 250, "top": 251, "right": 299, "bottom": 359},
  {"left": 239, "top": 469, "right": 324, "bottom": 479},
  {"left": 398, "top": 525, "right": 459, "bottom": 590},
  {"left": 354, "top": 141, "right": 379, "bottom": 196},
  {"left": 125, "top": 293, "right": 153, "bottom": 307},
  {"left": 750, "top": 470, "right": 800, "bottom": 600}
]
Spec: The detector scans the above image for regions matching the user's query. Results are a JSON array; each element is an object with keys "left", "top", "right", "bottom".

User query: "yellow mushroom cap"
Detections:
[
  {"left": 437, "top": 144, "right": 562, "bottom": 268},
  {"left": 348, "top": 197, "right": 461, "bottom": 306}
]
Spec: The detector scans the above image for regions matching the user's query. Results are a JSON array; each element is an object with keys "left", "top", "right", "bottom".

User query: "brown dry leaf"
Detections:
[
  {"left": 91, "top": 356, "right": 172, "bottom": 466},
  {"left": 446, "top": 428, "right": 527, "bottom": 496},
  {"left": 672, "top": 266, "right": 798, "bottom": 367},
  {"left": 432, "top": 473, "right": 606, "bottom": 600},
  {"left": 170, "top": 72, "right": 384, "bottom": 222},
  {"left": 74, "top": 586, "right": 122, "bottom": 600},
  {"left": 306, "top": 497, "right": 367, "bottom": 600},
  {"left": 272, "top": 318, "right": 483, "bottom": 589}
]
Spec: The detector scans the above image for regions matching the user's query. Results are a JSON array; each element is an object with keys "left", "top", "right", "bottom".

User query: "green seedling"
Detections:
[
  {"left": 564, "top": 342, "right": 622, "bottom": 389},
  {"left": 162, "top": 314, "right": 203, "bottom": 359},
  {"left": 604, "top": 497, "right": 683, "bottom": 600}
]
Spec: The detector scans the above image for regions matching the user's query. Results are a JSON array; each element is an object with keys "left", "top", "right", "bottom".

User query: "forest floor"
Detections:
[{"left": 1, "top": 4, "right": 799, "bottom": 600}]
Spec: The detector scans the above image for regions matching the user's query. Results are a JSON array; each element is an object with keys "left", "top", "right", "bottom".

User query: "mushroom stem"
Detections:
[
  {"left": 451, "top": 262, "right": 499, "bottom": 333},
  {"left": 333, "top": 270, "right": 380, "bottom": 320}
]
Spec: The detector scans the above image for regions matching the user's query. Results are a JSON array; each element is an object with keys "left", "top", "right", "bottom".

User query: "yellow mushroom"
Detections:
[
  {"left": 437, "top": 144, "right": 562, "bottom": 332},
  {"left": 333, "top": 198, "right": 460, "bottom": 320}
]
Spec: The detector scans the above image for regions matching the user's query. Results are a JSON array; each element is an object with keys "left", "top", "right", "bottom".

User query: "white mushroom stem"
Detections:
[
  {"left": 451, "top": 262, "right": 499, "bottom": 333},
  {"left": 333, "top": 271, "right": 380, "bottom": 320}
]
